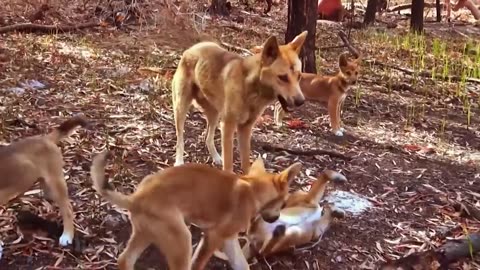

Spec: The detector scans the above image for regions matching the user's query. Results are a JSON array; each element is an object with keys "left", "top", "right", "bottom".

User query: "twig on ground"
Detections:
[
  {"left": 260, "top": 144, "right": 352, "bottom": 160},
  {"left": 387, "top": 2, "right": 442, "bottom": 12},
  {"left": 262, "top": 256, "right": 273, "bottom": 270},
  {"left": 453, "top": 201, "right": 480, "bottom": 221},
  {"left": 0, "top": 22, "right": 100, "bottom": 34},
  {"left": 221, "top": 41, "right": 254, "bottom": 56}
]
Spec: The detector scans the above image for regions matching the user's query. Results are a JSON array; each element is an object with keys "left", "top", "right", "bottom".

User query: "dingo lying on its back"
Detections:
[
  {"left": 172, "top": 31, "right": 308, "bottom": 172},
  {"left": 91, "top": 151, "right": 302, "bottom": 270},
  {"left": 214, "top": 170, "right": 346, "bottom": 266}
]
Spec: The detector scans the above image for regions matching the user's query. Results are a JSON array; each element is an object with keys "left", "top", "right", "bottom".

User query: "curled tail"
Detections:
[
  {"left": 306, "top": 170, "right": 347, "bottom": 204},
  {"left": 91, "top": 151, "right": 133, "bottom": 210},
  {"left": 47, "top": 114, "right": 89, "bottom": 144}
]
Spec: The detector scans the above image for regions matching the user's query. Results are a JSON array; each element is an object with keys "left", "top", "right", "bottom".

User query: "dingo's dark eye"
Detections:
[
  {"left": 345, "top": 71, "right": 352, "bottom": 76},
  {"left": 278, "top": 74, "right": 289, "bottom": 83}
]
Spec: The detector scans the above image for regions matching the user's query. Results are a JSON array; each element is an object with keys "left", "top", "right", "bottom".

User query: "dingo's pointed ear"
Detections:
[
  {"left": 250, "top": 45, "right": 264, "bottom": 54},
  {"left": 339, "top": 52, "right": 349, "bottom": 68},
  {"left": 249, "top": 156, "right": 266, "bottom": 174},
  {"left": 288, "top": 31, "right": 308, "bottom": 54},
  {"left": 280, "top": 162, "right": 302, "bottom": 185},
  {"left": 261, "top": 36, "right": 280, "bottom": 65}
]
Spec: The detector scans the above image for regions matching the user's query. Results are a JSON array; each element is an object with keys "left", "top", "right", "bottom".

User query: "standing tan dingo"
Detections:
[{"left": 172, "top": 32, "right": 308, "bottom": 172}]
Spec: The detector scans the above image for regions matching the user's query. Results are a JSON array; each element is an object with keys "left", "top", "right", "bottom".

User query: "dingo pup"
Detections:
[
  {"left": 91, "top": 151, "right": 302, "bottom": 270},
  {"left": 274, "top": 52, "right": 361, "bottom": 136},
  {"left": 172, "top": 31, "right": 308, "bottom": 172},
  {"left": 0, "top": 115, "right": 88, "bottom": 248}
]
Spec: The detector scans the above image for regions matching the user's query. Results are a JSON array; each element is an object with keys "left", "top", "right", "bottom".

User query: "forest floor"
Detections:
[{"left": 0, "top": 0, "right": 479, "bottom": 269}]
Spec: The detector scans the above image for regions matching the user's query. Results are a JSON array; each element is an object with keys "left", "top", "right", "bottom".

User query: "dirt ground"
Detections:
[{"left": 0, "top": 0, "right": 479, "bottom": 269}]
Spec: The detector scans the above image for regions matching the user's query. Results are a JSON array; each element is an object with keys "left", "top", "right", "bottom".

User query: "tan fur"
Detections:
[
  {"left": 214, "top": 170, "right": 347, "bottom": 266},
  {"left": 0, "top": 115, "right": 88, "bottom": 247},
  {"left": 255, "top": 203, "right": 336, "bottom": 255},
  {"left": 172, "top": 32, "right": 308, "bottom": 172},
  {"left": 91, "top": 151, "right": 302, "bottom": 270},
  {"left": 274, "top": 52, "right": 361, "bottom": 137}
]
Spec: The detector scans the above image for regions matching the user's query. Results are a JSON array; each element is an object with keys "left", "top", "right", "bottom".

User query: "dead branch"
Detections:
[
  {"left": 387, "top": 2, "right": 442, "bottom": 12},
  {"left": 338, "top": 30, "right": 360, "bottom": 58},
  {"left": 0, "top": 22, "right": 100, "bottom": 34},
  {"left": 379, "top": 233, "right": 480, "bottom": 269},
  {"left": 220, "top": 41, "right": 253, "bottom": 56},
  {"left": 453, "top": 201, "right": 480, "bottom": 221},
  {"left": 366, "top": 59, "right": 480, "bottom": 85},
  {"left": 260, "top": 144, "right": 352, "bottom": 160}
]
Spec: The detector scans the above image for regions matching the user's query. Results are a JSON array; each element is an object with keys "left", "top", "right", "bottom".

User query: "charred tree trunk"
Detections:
[
  {"left": 436, "top": 0, "right": 441, "bottom": 21},
  {"left": 411, "top": 0, "right": 424, "bottom": 32},
  {"left": 363, "top": 0, "right": 378, "bottom": 25},
  {"left": 209, "top": 0, "right": 230, "bottom": 16},
  {"left": 285, "top": 0, "right": 317, "bottom": 73}
]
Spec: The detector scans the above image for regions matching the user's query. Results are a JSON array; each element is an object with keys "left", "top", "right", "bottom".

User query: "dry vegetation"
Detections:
[{"left": 0, "top": 0, "right": 479, "bottom": 269}]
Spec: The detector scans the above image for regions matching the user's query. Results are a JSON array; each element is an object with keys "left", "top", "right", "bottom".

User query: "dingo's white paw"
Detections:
[
  {"left": 174, "top": 158, "right": 184, "bottom": 167},
  {"left": 334, "top": 130, "right": 344, "bottom": 137},
  {"left": 212, "top": 154, "right": 223, "bottom": 166},
  {"left": 59, "top": 232, "right": 73, "bottom": 246}
]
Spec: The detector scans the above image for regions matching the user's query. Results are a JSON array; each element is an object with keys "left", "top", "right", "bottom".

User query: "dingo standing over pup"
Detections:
[
  {"left": 0, "top": 115, "right": 88, "bottom": 250},
  {"left": 91, "top": 151, "right": 302, "bottom": 270},
  {"left": 270, "top": 52, "right": 361, "bottom": 137},
  {"left": 172, "top": 31, "right": 308, "bottom": 172}
]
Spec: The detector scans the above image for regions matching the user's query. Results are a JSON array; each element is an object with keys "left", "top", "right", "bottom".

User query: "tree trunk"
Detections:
[
  {"left": 209, "top": 0, "right": 230, "bottom": 16},
  {"left": 436, "top": 0, "right": 441, "bottom": 22},
  {"left": 285, "top": 0, "right": 317, "bottom": 73},
  {"left": 411, "top": 0, "right": 424, "bottom": 32},
  {"left": 363, "top": 0, "right": 378, "bottom": 25}
]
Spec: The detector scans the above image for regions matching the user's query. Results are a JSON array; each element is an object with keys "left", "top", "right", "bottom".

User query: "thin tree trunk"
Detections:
[
  {"left": 436, "top": 0, "right": 442, "bottom": 21},
  {"left": 411, "top": 0, "right": 424, "bottom": 32},
  {"left": 285, "top": 0, "right": 317, "bottom": 73},
  {"left": 364, "top": 0, "right": 378, "bottom": 25}
]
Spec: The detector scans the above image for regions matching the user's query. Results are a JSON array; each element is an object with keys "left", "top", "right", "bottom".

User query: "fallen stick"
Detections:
[
  {"left": 387, "top": 2, "right": 442, "bottom": 12},
  {"left": 260, "top": 144, "right": 352, "bottom": 160},
  {"left": 379, "top": 233, "right": 480, "bottom": 269},
  {"left": 0, "top": 22, "right": 100, "bottom": 34},
  {"left": 366, "top": 59, "right": 480, "bottom": 85},
  {"left": 337, "top": 30, "right": 360, "bottom": 58},
  {"left": 220, "top": 41, "right": 254, "bottom": 56}
]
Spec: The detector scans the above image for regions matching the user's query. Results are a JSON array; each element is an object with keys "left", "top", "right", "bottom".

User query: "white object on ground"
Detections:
[{"left": 324, "top": 190, "right": 373, "bottom": 216}]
